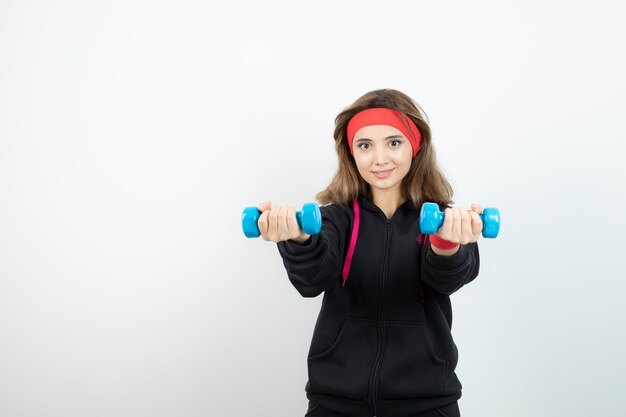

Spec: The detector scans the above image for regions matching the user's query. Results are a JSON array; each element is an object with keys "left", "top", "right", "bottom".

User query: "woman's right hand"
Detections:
[{"left": 257, "top": 201, "right": 312, "bottom": 244}]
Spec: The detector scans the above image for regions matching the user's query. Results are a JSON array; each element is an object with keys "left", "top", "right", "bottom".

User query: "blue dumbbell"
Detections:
[
  {"left": 419, "top": 202, "right": 500, "bottom": 238},
  {"left": 242, "top": 202, "right": 322, "bottom": 238}
]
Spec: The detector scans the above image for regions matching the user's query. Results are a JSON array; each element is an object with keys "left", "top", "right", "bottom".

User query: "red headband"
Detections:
[{"left": 347, "top": 107, "right": 422, "bottom": 158}]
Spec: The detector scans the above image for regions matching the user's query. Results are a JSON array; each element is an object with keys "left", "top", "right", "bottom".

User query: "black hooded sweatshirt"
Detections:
[{"left": 276, "top": 196, "right": 480, "bottom": 417}]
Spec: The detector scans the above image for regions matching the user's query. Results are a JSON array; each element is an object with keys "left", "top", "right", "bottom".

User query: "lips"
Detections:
[{"left": 372, "top": 168, "right": 394, "bottom": 178}]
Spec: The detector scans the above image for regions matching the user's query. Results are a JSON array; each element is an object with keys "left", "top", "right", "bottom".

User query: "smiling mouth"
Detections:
[{"left": 372, "top": 169, "right": 394, "bottom": 178}]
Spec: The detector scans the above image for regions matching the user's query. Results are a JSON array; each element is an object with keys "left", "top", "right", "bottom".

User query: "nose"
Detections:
[{"left": 374, "top": 146, "right": 389, "bottom": 166}]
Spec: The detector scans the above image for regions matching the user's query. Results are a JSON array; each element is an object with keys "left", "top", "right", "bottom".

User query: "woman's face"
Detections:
[{"left": 352, "top": 124, "right": 413, "bottom": 197}]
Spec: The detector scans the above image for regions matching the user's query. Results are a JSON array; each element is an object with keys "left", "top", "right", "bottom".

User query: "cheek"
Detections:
[
  {"left": 401, "top": 149, "right": 413, "bottom": 165},
  {"left": 391, "top": 153, "right": 410, "bottom": 167},
  {"left": 397, "top": 153, "right": 412, "bottom": 174},
  {"left": 353, "top": 155, "right": 368, "bottom": 171}
]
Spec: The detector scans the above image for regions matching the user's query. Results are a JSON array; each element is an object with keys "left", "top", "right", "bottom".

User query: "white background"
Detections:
[{"left": 1, "top": 1, "right": 625, "bottom": 416}]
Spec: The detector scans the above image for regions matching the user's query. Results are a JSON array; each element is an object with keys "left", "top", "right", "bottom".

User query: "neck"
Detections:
[{"left": 371, "top": 188, "right": 406, "bottom": 220}]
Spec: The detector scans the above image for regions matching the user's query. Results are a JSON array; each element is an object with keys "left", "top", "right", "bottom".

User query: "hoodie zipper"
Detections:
[{"left": 369, "top": 217, "right": 393, "bottom": 417}]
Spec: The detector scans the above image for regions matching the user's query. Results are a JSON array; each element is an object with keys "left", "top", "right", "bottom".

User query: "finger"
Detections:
[
  {"left": 471, "top": 203, "right": 483, "bottom": 214},
  {"left": 438, "top": 207, "right": 454, "bottom": 239},
  {"left": 269, "top": 206, "right": 280, "bottom": 241},
  {"left": 258, "top": 200, "right": 272, "bottom": 212},
  {"left": 286, "top": 207, "right": 299, "bottom": 238},
  {"left": 460, "top": 208, "right": 473, "bottom": 244},
  {"left": 258, "top": 209, "right": 270, "bottom": 241},
  {"left": 470, "top": 210, "right": 483, "bottom": 237},
  {"left": 452, "top": 207, "right": 462, "bottom": 241},
  {"left": 279, "top": 206, "right": 290, "bottom": 241}
]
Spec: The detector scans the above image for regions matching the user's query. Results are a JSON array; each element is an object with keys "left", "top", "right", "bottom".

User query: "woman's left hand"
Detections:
[{"left": 434, "top": 203, "right": 484, "bottom": 245}]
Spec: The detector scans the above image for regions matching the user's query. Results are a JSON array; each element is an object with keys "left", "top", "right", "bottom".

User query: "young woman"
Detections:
[{"left": 256, "top": 89, "right": 483, "bottom": 417}]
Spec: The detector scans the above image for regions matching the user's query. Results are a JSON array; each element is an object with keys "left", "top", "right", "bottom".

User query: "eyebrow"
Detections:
[{"left": 354, "top": 135, "right": 405, "bottom": 144}]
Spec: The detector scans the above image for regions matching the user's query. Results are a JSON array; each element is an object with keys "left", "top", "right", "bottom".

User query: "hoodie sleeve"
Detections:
[
  {"left": 276, "top": 206, "right": 343, "bottom": 298},
  {"left": 420, "top": 236, "right": 480, "bottom": 296}
]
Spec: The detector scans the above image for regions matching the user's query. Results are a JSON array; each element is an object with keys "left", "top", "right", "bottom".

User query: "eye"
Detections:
[
  {"left": 357, "top": 143, "right": 370, "bottom": 150},
  {"left": 390, "top": 140, "right": 401, "bottom": 147}
]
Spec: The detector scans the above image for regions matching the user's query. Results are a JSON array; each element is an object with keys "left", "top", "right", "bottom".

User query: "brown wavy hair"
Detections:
[{"left": 315, "top": 88, "right": 455, "bottom": 210}]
